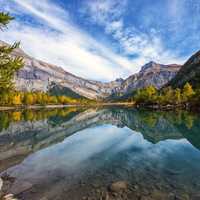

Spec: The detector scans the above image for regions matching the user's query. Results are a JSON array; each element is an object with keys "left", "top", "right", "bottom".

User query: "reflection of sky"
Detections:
[{"left": 6, "top": 125, "right": 200, "bottom": 186}]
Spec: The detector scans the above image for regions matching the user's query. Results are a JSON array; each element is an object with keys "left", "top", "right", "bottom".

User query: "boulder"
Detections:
[
  {"left": 109, "top": 181, "right": 128, "bottom": 193},
  {"left": 11, "top": 181, "right": 32, "bottom": 195}
]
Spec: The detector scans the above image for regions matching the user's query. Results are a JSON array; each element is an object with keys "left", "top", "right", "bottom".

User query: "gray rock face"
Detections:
[
  {"left": 114, "top": 62, "right": 181, "bottom": 96},
  {"left": 0, "top": 41, "right": 181, "bottom": 99}
]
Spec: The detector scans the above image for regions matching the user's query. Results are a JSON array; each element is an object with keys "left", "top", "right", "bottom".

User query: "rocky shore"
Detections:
[
  {"left": 1, "top": 177, "right": 197, "bottom": 200},
  {"left": 0, "top": 102, "right": 134, "bottom": 111},
  {"left": 0, "top": 175, "right": 18, "bottom": 200}
]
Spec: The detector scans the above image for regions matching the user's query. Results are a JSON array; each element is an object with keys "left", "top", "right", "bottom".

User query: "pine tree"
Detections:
[
  {"left": 24, "top": 93, "right": 34, "bottom": 105},
  {"left": 162, "top": 87, "right": 174, "bottom": 104},
  {"left": 0, "top": 12, "right": 14, "bottom": 29},
  {"left": 173, "top": 88, "right": 182, "bottom": 104},
  {"left": 182, "top": 82, "right": 195, "bottom": 102},
  {"left": 0, "top": 12, "right": 24, "bottom": 95}
]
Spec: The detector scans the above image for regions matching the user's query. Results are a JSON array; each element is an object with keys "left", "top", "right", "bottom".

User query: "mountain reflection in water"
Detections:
[{"left": 0, "top": 107, "right": 200, "bottom": 200}]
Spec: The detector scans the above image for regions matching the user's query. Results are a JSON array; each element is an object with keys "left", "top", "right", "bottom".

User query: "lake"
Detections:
[{"left": 0, "top": 107, "right": 200, "bottom": 200}]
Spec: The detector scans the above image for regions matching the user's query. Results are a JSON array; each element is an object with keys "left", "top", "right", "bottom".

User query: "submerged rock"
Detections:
[
  {"left": 3, "top": 193, "right": 18, "bottom": 200},
  {"left": 109, "top": 181, "right": 128, "bottom": 193},
  {"left": 0, "top": 178, "right": 3, "bottom": 191},
  {"left": 11, "top": 181, "right": 32, "bottom": 195}
]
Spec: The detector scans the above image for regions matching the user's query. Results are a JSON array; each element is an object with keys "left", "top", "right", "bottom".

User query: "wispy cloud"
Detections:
[
  {"left": 81, "top": 0, "right": 127, "bottom": 25},
  {"left": 82, "top": 0, "right": 186, "bottom": 66},
  {"left": 0, "top": 0, "right": 136, "bottom": 81}
]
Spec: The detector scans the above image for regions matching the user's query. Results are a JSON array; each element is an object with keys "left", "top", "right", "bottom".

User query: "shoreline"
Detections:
[
  {"left": 0, "top": 102, "right": 135, "bottom": 111},
  {"left": 1, "top": 103, "right": 198, "bottom": 112},
  {"left": 135, "top": 103, "right": 200, "bottom": 112}
]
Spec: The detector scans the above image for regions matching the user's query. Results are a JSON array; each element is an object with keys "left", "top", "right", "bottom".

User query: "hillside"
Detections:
[
  {"left": 48, "top": 83, "right": 86, "bottom": 99},
  {"left": 168, "top": 50, "right": 200, "bottom": 88}
]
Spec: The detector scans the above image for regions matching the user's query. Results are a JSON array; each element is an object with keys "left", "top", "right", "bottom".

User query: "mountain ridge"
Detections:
[
  {"left": 168, "top": 50, "right": 200, "bottom": 88},
  {"left": 0, "top": 40, "right": 181, "bottom": 99}
]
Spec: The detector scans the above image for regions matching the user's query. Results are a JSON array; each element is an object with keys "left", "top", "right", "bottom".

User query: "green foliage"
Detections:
[
  {"left": 161, "top": 87, "right": 174, "bottom": 104},
  {"left": 0, "top": 12, "right": 24, "bottom": 94},
  {"left": 0, "top": 91, "right": 95, "bottom": 106},
  {"left": 0, "top": 12, "right": 14, "bottom": 29},
  {"left": 134, "top": 85, "right": 157, "bottom": 104},
  {"left": 0, "top": 42, "right": 24, "bottom": 94},
  {"left": 49, "top": 83, "right": 84, "bottom": 99},
  {"left": 0, "top": 112, "right": 9, "bottom": 131},
  {"left": 133, "top": 82, "right": 199, "bottom": 107},
  {"left": 24, "top": 93, "right": 34, "bottom": 105},
  {"left": 0, "top": 107, "right": 82, "bottom": 131},
  {"left": 182, "top": 82, "right": 195, "bottom": 102},
  {"left": 173, "top": 88, "right": 182, "bottom": 104},
  {"left": 191, "top": 88, "right": 200, "bottom": 106}
]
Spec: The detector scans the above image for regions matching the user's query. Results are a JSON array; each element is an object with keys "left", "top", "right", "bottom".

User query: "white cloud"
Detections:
[{"left": 0, "top": 0, "right": 136, "bottom": 81}]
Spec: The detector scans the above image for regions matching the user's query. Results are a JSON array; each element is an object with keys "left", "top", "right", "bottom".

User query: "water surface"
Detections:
[{"left": 0, "top": 107, "right": 200, "bottom": 200}]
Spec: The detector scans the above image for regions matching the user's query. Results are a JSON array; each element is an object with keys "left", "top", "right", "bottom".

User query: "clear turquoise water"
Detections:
[{"left": 0, "top": 107, "right": 200, "bottom": 200}]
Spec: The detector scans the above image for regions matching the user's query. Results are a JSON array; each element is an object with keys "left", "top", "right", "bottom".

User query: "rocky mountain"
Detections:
[
  {"left": 168, "top": 50, "right": 200, "bottom": 88},
  {"left": 112, "top": 61, "right": 181, "bottom": 98},
  {"left": 0, "top": 41, "right": 181, "bottom": 99}
]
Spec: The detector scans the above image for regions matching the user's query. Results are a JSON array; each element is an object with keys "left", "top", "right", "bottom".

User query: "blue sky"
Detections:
[{"left": 0, "top": 0, "right": 200, "bottom": 81}]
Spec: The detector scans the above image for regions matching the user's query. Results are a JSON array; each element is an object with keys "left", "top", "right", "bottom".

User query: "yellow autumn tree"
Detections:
[
  {"left": 134, "top": 85, "right": 157, "bottom": 104},
  {"left": 12, "top": 111, "right": 22, "bottom": 121},
  {"left": 12, "top": 93, "right": 22, "bottom": 105},
  {"left": 58, "top": 96, "right": 66, "bottom": 104},
  {"left": 24, "top": 93, "right": 34, "bottom": 105},
  {"left": 36, "top": 92, "right": 43, "bottom": 104},
  {"left": 41, "top": 93, "right": 48, "bottom": 104},
  {"left": 173, "top": 88, "right": 182, "bottom": 104},
  {"left": 49, "top": 96, "right": 58, "bottom": 104},
  {"left": 182, "top": 82, "right": 195, "bottom": 102}
]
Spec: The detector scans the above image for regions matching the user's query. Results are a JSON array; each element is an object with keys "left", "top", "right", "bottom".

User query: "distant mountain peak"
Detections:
[
  {"left": 139, "top": 61, "right": 181, "bottom": 74},
  {"left": 147, "top": 61, "right": 157, "bottom": 65},
  {"left": 140, "top": 61, "right": 160, "bottom": 73},
  {"left": 115, "top": 78, "right": 124, "bottom": 83}
]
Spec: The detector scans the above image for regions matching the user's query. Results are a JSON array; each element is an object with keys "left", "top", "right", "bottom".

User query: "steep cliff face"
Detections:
[
  {"left": 112, "top": 62, "right": 181, "bottom": 97},
  {"left": 168, "top": 50, "right": 200, "bottom": 88},
  {"left": 0, "top": 41, "right": 181, "bottom": 99}
]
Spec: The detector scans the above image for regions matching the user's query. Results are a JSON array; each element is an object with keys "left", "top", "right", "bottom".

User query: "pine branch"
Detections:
[{"left": 0, "top": 12, "right": 14, "bottom": 30}]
